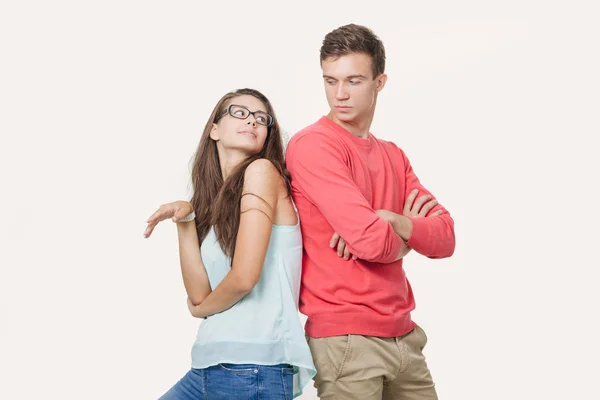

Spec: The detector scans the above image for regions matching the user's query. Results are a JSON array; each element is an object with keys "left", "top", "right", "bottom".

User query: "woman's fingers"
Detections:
[
  {"left": 143, "top": 221, "right": 158, "bottom": 238},
  {"left": 144, "top": 205, "right": 175, "bottom": 237},
  {"left": 172, "top": 207, "right": 191, "bottom": 222},
  {"left": 146, "top": 206, "right": 166, "bottom": 224}
]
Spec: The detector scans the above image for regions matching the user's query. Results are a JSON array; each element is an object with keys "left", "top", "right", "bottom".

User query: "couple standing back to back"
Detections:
[{"left": 145, "top": 23, "right": 455, "bottom": 400}]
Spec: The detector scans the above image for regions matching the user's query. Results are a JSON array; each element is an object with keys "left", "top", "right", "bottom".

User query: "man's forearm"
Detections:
[
  {"left": 389, "top": 209, "right": 455, "bottom": 259},
  {"left": 389, "top": 214, "right": 412, "bottom": 261},
  {"left": 390, "top": 214, "right": 413, "bottom": 241},
  {"left": 393, "top": 240, "right": 412, "bottom": 261},
  {"left": 372, "top": 210, "right": 413, "bottom": 262}
]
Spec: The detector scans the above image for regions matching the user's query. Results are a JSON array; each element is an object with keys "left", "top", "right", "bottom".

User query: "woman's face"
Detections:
[{"left": 210, "top": 95, "right": 271, "bottom": 156}]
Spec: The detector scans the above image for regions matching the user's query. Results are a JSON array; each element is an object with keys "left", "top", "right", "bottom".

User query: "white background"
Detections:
[{"left": 1, "top": 1, "right": 599, "bottom": 399}]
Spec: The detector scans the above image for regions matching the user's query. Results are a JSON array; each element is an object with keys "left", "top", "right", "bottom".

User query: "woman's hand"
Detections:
[
  {"left": 144, "top": 201, "right": 194, "bottom": 238},
  {"left": 187, "top": 297, "right": 207, "bottom": 319}
]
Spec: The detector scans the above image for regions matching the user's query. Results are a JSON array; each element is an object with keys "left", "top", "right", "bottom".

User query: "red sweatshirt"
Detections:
[{"left": 286, "top": 116, "right": 455, "bottom": 338}]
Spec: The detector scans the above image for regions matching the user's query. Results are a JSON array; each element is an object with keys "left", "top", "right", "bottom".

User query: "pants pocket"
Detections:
[
  {"left": 307, "top": 334, "right": 353, "bottom": 380},
  {"left": 207, "top": 365, "right": 258, "bottom": 399},
  {"left": 217, "top": 363, "right": 257, "bottom": 374},
  {"left": 415, "top": 324, "right": 429, "bottom": 350}
]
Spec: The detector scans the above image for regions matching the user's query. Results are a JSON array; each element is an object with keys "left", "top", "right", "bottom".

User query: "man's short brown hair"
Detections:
[{"left": 320, "top": 24, "right": 386, "bottom": 78}]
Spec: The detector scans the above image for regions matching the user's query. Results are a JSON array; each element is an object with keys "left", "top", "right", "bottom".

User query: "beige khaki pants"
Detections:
[{"left": 306, "top": 325, "right": 437, "bottom": 399}]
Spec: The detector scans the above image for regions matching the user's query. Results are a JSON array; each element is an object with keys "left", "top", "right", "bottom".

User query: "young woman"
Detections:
[{"left": 144, "top": 88, "right": 315, "bottom": 399}]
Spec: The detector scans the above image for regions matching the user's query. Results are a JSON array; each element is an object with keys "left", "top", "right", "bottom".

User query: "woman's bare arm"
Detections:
[{"left": 187, "top": 159, "right": 280, "bottom": 318}]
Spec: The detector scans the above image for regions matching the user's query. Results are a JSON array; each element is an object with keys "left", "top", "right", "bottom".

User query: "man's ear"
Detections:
[{"left": 376, "top": 73, "right": 388, "bottom": 93}]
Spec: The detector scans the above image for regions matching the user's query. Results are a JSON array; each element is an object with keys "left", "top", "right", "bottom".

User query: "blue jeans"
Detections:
[{"left": 159, "top": 364, "right": 294, "bottom": 400}]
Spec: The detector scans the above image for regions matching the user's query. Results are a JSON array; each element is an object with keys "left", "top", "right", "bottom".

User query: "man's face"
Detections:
[{"left": 321, "top": 53, "right": 386, "bottom": 125}]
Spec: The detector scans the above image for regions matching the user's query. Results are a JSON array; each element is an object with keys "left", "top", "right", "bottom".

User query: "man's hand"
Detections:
[
  {"left": 375, "top": 190, "right": 443, "bottom": 241},
  {"left": 374, "top": 209, "right": 400, "bottom": 224},
  {"left": 328, "top": 190, "right": 442, "bottom": 261},
  {"left": 404, "top": 189, "right": 443, "bottom": 218},
  {"left": 374, "top": 190, "right": 442, "bottom": 224},
  {"left": 329, "top": 232, "right": 357, "bottom": 261}
]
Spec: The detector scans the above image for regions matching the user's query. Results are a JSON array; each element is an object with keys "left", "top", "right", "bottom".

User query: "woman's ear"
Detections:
[{"left": 210, "top": 123, "right": 219, "bottom": 141}]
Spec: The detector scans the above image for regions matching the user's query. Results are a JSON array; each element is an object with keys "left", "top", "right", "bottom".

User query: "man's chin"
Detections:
[{"left": 332, "top": 111, "right": 356, "bottom": 123}]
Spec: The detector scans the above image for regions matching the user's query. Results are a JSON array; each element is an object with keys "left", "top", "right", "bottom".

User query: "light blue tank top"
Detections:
[{"left": 190, "top": 217, "right": 316, "bottom": 398}]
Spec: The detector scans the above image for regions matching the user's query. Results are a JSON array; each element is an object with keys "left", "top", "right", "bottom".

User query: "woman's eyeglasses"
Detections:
[{"left": 216, "top": 104, "right": 274, "bottom": 127}]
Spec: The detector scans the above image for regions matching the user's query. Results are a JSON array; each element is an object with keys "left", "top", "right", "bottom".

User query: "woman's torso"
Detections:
[{"left": 190, "top": 205, "right": 316, "bottom": 396}]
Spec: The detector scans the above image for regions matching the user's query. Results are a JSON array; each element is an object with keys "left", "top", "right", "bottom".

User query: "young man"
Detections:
[{"left": 285, "top": 24, "right": 456, "bottom": 399}]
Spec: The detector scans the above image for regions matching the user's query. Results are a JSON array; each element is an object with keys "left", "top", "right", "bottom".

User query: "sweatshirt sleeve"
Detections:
[
  {"left": 400, "top": 148, "right": 456, "bottom": 259},
  {"left": 287, "top": 133, "right": 403, "bottom": 264}
]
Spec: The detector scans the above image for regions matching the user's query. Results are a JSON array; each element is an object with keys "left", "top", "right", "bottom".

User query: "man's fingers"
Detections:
[
  {"left": 403, "top": 191, "right": 445, "bottom": 218},
  {"left": 412, "top": 194, "right": 432, "bottom": 214},
  {"left": 403, "top": 189, "right": 419, "bottom": 214},
  {"left": 330, "top": 232, "right": 356, "bottom": 260},
  {"left": 343, "top": 246, "right": 351, "bottom": 260},
  {"left": 337, "top": 237, "right": 346, "bottom": 257},
  {"left": 352, "top": 254, "right": 357, "bottom": 260},
  {"left": 418, "top": 199, "right": 439, "bottom": 217},
  {"left": 330, "top": 232, "right": 340, "bottom": 248}
]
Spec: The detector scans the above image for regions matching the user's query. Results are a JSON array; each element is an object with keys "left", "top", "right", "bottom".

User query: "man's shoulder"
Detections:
[
  {"left": 287, "top": 119, "right": 341, "bottom": 152},
  {"left": 372, "top": 135, "right": 397, "bottom": 148},
  {"left": 373, "top": 136, "right": 408, "bottom": 159}
]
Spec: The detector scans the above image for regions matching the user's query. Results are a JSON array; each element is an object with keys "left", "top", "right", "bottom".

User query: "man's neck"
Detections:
[{"left": 327, "top": 112, "right": 373, "bottom": 139}]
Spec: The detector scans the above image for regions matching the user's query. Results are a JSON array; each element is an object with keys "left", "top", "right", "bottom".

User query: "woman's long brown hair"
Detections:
[{"left": 190, "top": 88, "right": 291, "bottom": 258}]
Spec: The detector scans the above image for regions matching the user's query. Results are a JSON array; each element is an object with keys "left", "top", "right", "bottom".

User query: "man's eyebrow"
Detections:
[
  {"left": 322, "top": 74, "right": 368, "bottom": 80},
  {"left": 346, "top": 74, "right": 368, "bottom": 80}
]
